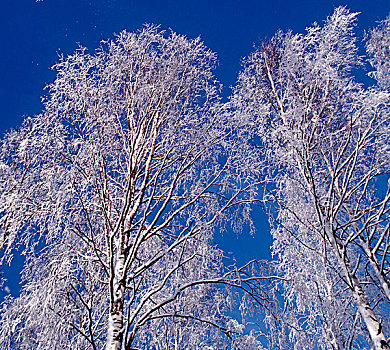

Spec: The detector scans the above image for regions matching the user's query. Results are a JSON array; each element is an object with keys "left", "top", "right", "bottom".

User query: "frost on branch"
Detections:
[{"left": 367, "top": 15, "right": 390, "bottom": 89}]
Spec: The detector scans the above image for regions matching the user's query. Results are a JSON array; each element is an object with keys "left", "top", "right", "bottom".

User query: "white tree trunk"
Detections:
[
  {"left": 107, "top": 249, "right": 126, "bottom": 350},
  {"left": 353, "top": 284, "right": 389, "bottom": 350},
  {"left": 326, "top": 225, "right": 389, "bottom": 350}
]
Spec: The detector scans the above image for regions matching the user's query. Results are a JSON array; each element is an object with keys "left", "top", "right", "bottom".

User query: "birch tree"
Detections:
[
  {"left": 367, "top": 15, "right": 390, "bottom": 90},
  {"left": 0, "top": 26, "right": 257, "bottom": 349},
  {"left": 234, "top": 7, "right": 390, "bottom": 349}
]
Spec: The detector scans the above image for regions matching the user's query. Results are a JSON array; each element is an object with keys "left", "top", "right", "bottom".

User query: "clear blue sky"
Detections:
[
  {"left": 1, "top": 0, "right": 389, "bottom": 134},
  {"left": 0, "top": 0, "right": 389, "bottom": 296}
]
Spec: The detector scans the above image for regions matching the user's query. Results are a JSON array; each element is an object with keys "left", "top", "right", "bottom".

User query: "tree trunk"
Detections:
[
  {"left": 326, "top": 225, "right": 389, "bottom": 350},
  {"left": 353, "top": 284, "right": 389, "bottom": 350},
  {"left": 107, "top": 250, "right": 126, "bottom": 350}
]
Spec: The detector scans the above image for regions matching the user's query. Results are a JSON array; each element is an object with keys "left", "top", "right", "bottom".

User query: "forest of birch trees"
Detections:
[{"left": 0, "top": 6, "right": 390, "bottom": 350}]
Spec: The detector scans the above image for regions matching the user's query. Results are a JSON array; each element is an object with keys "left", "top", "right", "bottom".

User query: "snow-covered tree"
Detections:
[
  {"left": 0, "top": 25, "right": 257, "bottom": 350},
  {"left": 367, "top": 15, "right": 390, "bottom": 89},
  {"left": 234, "top": 7, "right": 390, "bottom": 349}
]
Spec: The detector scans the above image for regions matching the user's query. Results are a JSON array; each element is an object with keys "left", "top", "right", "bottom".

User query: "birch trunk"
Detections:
[
  {"left": 353, "top": 282, "right": 389, "bottom": 350},
  {"left": 325, "top": 223, "right": 389, "bottom": 350},
  {"left": 107, "top": 249, "right": 127, "bottom": 350}
]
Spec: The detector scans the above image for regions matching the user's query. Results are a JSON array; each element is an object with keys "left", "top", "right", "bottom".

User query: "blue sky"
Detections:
[
  {"left": 0, "top": 0, "right": 389, "bottom": 296},
  {"left": 1, "top": 0, "right": 389, "bottom": 134}
]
